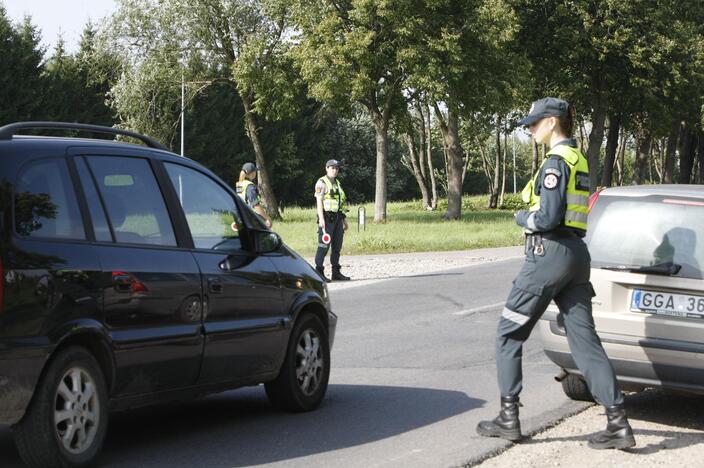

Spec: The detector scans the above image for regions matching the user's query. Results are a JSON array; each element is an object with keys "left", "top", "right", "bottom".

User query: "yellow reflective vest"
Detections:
[
  {"left": 521, "top": 144, "right": 589, "bottom": 231},
  {"left": 236, "top": 179, "right": 260, "bottom": 207},
  {"left": 319, "top": 176, "right": 347, "bottom": 213}
]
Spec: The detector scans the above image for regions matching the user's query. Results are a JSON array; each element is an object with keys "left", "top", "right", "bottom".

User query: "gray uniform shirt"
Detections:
[{"left": 515, "top": 140, "right": 577, "bottom": 232}]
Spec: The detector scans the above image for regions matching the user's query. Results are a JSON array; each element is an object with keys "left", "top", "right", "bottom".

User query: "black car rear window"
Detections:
[
  {"left": 14, "top": 158, "right": 85, "bottom": 240},
  {"left": 586, "top": 195, "right": 704, "bottom": 279}
]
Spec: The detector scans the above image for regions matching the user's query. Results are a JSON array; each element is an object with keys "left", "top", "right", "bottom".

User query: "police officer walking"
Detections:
[
  {"left": 236, "top": 162, "right": 272, "bottom": 228},
  {"left": 314, "top": 159, "right": 350, "bottom": 282},
  {"left": 476, "top": 98, "right": 635, "bottom": 450}
]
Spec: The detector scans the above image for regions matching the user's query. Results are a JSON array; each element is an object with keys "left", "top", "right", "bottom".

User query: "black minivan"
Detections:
[{"left": 0, "top": 122, "right": 336, "bottom": 468}]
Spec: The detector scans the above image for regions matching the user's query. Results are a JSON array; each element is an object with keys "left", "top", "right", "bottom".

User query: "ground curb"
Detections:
[{"left": 459, "top": 400, "right": 594, "bottom": 467}]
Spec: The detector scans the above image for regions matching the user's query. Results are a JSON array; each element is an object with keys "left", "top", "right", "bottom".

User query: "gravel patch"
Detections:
[
  {"left": 307, "top": 246, "right": 524, "bottom": 291},
  {"left": 470, "top": 390, "right": 704, "bottom": 468}
]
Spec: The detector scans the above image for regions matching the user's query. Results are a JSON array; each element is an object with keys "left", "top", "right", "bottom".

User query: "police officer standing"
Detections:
[
  {"left": 476, "top": 98, "right": 635, "bottom": 450},
  {"left": 314, "top": 159, "right": 350, "bottom": 282},
  {"left": 236, "top": 162, "right": 272, "bottom": 228}
]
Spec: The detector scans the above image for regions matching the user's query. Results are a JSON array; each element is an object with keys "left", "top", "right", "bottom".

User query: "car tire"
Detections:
[
  {"left": 561, "top": 373, "right": 594, "bottom": 402},
  {"left": 265, "top": 313, "right": 330, "bottom": 412},
  {"left": 13, "top": 346, "right": 109, "bottom": 468}
]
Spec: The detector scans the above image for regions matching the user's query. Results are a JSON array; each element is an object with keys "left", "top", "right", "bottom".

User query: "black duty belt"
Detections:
[{"left": 529, "top": 228, "right": 584, "bottom": 240}]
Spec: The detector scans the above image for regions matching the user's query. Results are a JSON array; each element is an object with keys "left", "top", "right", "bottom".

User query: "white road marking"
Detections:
[{"left": 453, "top": 301, "right": 505, "bottom": 316}]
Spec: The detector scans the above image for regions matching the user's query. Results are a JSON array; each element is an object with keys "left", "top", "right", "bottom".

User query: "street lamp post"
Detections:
[{"left": 180, "top": 70, "right": 185, "bottom": 157}]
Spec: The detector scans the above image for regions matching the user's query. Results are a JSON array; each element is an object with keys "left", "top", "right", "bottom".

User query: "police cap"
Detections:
[
  {"left": 518, "top": 97, "right": 569, "bottom": 126},
  {"left": 326, "top": 159, "right": 341, "bottom": 168},
  {"left": 242, "top": 162, "right": 257, "bottom": 173}
]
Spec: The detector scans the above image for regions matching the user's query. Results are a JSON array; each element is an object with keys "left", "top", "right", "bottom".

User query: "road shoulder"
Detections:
[{"left": 309, "top": 246, "right": 525, "bottom": 290}]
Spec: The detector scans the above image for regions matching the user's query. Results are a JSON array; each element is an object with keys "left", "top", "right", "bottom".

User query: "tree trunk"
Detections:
[
  {"left": 531, "top": 139, "right": 539, "bottom": 175},
  {"left": 242, "top": 93, "right": 280, "bottom": 219},
  {"left": 416, "top": 102, "right": 427, "bottom": 181},
  {"left": 426, "top": 103, "right": 438, "bottom": 209},
  {"left": 476, "top": 136, "right": 495, "bottom": 202},
  {"left": 678, "top": 124, "right": 695, "bottom": 184},
  {"left": 633, "top": 129, "right": 651, "bottom": 185},
  {"left": 499, "top": 130, "right": 507, "bottom": 207},
  {"left": 652, "top": 139, "right": 663, "bottom": 182},
  {"left": 488, "top": 117, "right": 501, "bottom": 209},
  {"left": 600, "top": 114, "right": 620, "bottom": 187},
  {"left": 663, "top": 119, "right": 680, "bottom": 184},
  {"left": 616, "top": 132, "right": 626, "bottom": 185},
  {"left": 586, "top": 96, "right": 608, "bottom": 193},
  {"left": 698, "top": 131, "right": 704, "bottom": 184},
  {"left": 434, "top": 105, "right": 464, "bottom": 220},
  {"left": 370, "top": 111, "right": 389, "bottom": 222},
  {"left": 462, "top": 145, "right": 471, "bottom": 186},
  {"left": 404, "top": 131, "right": 431, "bottom": 208}
]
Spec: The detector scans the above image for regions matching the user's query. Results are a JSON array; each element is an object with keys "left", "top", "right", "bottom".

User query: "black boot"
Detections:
[
  {"left": 331, "top": 266, "right": 350, "bottom": 281},
  {"left": 315, "top": 266, "right": 330, "bottom": 283},
  {"left": 476, "top": 396, "right": 522, "bottom": 441},
  {"left": 588, "top": 404, "right": 635, "bottom": 450}
]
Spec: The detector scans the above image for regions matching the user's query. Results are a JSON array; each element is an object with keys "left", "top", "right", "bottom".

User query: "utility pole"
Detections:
[
  {"left": 180, "top": 71, "right": 185, "bottom": 157},
  {"left": 512, "top": 129, "right": 517, "bottom": 193}
]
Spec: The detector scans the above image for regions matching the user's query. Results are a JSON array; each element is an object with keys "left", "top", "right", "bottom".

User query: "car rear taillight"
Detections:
[{"left": 588, "top": 190, "right": 601, "bottom": 212}]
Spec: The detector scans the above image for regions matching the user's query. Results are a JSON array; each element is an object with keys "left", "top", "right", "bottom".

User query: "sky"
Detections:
[{"left": 3, "top": 0, "right": 117, "bottom": 54}]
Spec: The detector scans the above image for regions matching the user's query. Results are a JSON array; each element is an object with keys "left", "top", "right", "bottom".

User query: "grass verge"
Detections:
[{"left": 274, "top": 196, "right": 525, "bottom": 257}]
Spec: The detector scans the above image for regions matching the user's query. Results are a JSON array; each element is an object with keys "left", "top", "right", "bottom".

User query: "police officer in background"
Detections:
[
  {"left": 314, "top": 159, "right": 350, "bottom": 282},
  {"left": 476, "top": 98, "right": 635, "bottom": 450},
  {"left": 236, "top": 162, "right": 272, "bottom": 228}
]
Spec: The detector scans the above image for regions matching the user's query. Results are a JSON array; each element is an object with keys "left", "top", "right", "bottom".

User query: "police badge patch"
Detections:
[{"left": 543, "top": 173, "right": 559, "bottom": 189}]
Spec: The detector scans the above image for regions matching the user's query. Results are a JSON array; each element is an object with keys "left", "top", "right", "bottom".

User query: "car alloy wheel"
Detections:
[
  {"left": 265, "top": 313, "right": 330, "bottom": 412},
  {"left": 296, "top": 329, "right": 324, "bottom": 396},
  {"left": 54, "top": 367, "right": 101, "bottom": 455},
  {"left": 13, "top": 346, "right": 108, "bottom": 468}
]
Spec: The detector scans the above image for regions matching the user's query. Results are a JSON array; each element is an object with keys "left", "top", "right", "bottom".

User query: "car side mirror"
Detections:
[{"left": 254, "top": 230, "right": 282, "bottom": 254}]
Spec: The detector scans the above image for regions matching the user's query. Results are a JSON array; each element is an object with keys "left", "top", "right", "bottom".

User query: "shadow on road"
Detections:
[
  {"left": 0, "top": 384, "right": 483, "bottom": 467},
  {"left": 332, "top": 272, "right": 465, "bottom": 283}
]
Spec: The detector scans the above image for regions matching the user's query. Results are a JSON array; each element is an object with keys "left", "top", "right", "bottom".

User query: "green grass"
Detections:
[{"left": 275, "top": 195, "right": 525, "bottom": 256}]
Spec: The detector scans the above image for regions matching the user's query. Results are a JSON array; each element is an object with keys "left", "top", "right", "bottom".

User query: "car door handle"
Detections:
[{"left": 208, "top": 278, "right": 223, "bottom": 294}]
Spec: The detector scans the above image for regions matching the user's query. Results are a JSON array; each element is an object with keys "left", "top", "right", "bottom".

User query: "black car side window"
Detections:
[
  {"left": 87, "top": 156, "right": 177, "bottom": 247},
  {"left": 164, "top": 163, "right": 243, "bottom": 251},
  {"left": 74, "top": 157, "right": 112, "bottom": 242},
  {"left": 14, "top": 158, "right": 85, "bottom": 240}
]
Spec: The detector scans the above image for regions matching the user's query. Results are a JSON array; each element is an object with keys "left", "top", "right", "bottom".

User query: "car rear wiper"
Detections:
[{"left": 601, "top": 262, "right": 682, "bottom": 276}]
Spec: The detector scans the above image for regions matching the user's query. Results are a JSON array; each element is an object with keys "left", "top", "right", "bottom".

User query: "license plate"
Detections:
[{"left": 631, "top": 289, "right": 704, "bottom": 319}]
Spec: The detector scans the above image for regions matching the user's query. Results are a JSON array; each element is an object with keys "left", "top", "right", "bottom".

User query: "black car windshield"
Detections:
[{"left": 586, "top": 195, "right": 704, "bottom": 279}]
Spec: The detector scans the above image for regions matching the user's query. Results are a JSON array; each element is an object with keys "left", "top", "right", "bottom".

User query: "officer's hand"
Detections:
[
  {"left": 265, "top": 219, "right": 272, "bottom": 229},
  {"left": 319, "top": 219, "right": 325, "bottom": 229}
]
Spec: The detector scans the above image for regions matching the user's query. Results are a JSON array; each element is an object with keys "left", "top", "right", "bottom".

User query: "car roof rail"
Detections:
[{"left": 0, "top": 121, "right": 170, "bottom": 151}]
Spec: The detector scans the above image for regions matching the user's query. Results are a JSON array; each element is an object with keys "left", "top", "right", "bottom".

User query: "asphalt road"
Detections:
[{"left": 0, "top": 256, "right": 589, "bottom": 468}]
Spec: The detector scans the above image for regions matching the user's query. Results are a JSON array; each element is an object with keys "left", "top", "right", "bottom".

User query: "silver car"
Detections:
[{"left": 539, "top": 184, "right": 704, "bottom": 400}]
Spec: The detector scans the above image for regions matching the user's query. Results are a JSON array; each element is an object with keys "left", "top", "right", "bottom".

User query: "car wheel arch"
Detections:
[
  {"left": 50, "top": 328, "right": 116, "bottom": 396},
  {"left": 289, "top": 293, "right": 329, "bottom": 331}
]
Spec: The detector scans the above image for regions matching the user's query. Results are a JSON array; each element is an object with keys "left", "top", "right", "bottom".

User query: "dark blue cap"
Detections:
[
  {"left": 242, "top": 162, "right": 257, "bottom": 173},
  {"left": 518, "top": 97, "right": 569, "bottom": 126},
  {"left": 326, "top": 159, "right": 340, "bottom": 168}
]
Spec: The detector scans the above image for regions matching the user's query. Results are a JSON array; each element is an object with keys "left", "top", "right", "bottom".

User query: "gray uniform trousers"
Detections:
[
  {"left": 496, "top": 234, "right": 624, "bottom": 407},
  {"left": 315, "top": 214, "right": 345, "bottom": 268}
]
